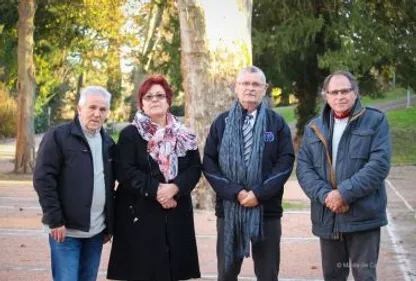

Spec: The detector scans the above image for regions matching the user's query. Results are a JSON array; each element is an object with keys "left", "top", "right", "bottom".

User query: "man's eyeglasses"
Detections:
[
  {"left": 238, "top": 81, "right": 266, "bottom": 89},
  {"left": 326, "top": 88, "right": 353, "bottom": 96},
  {"left": 142, "top": 93, "right": 167, "bottom": 102}
]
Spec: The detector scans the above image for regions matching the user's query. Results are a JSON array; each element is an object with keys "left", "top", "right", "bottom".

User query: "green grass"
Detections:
[
  {"left": 386, "top": 106, "right": 416, "bottom": 165},
  {"left": 360, "top": 87, "right": 410, "bottom": 106},
  {"left": 273, "top": 87, "right": 411, "bottom": 124},
  {"left": 111, "top": 131, "right": 120, "bottom": 142},
  {"left": 282, "top": 201, "right": 309, "bottom": 210},
  {"left": 274, "top": 106, "right": 296, "bottom": 123}
]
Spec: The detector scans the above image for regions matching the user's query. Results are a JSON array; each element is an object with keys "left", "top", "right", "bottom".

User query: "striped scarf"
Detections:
[{"left": 219, "top": 100, "right": 266, "bottom": 273}]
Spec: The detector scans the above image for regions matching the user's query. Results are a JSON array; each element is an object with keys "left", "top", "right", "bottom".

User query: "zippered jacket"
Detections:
[
  {"left": 296, "top": 100, "right": 391, "bottom": 238},
  {"left": 33, "top": 117, "right": 115, "bottom": 233}
]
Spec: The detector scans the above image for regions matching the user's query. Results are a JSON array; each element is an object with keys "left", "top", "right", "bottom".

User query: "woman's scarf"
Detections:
[
  {"left": 132, "top": 111, "right": 198, "bottom": 182},
  {"left": 219, "top": 100, "right": 267, "bottom": 273}
]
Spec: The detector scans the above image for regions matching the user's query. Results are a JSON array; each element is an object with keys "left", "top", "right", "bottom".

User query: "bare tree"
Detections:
[
  {"left": 15, "top": 0, "right": 36, "bottom": 174},
  {"left": 178, "top": 0, "right": 253, "bottom": 209}
]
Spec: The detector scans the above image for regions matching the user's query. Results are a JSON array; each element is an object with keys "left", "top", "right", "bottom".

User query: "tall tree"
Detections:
[
  {"left": 15, "top": 0, "right": 36, "bottom": 173},
  {"left": 178, "top": 0, "right": 253, "bottom": 209}
]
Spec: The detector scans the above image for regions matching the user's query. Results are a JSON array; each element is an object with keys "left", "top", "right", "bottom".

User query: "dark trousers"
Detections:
[
  {"left": 216, "top": 217, "right": 281, "bottom": 281},
  {"left": 320, "top": 228, "right": 381, "bottom": 281}
]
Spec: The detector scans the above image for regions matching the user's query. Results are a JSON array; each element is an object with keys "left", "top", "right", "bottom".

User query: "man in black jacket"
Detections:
[
  {"left": 203, "top": 66, "right": 295, "bottom": 281},
  {"left": 33, "top": 86, "right": 115, "bottom": 281}
]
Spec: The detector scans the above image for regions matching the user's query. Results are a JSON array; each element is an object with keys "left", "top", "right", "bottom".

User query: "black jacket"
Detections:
[
  {"left": 33, "top": 118, "right": 115, "bottom": 234},
  {"left": 203, "top": 107, "right": 295, "bottom": 218},
  {"left": 107, "top": 124, "right": 201, "bottom": 281}
]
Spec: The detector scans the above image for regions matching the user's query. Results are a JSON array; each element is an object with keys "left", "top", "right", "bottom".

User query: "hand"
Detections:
[
  {"left": 240, "top": 191, "right": 259, "bottom": 208},
  {"left": 103, "top": 234, "right": 112, "bottom": 244},
  {"left": 157, "top": 183, "right": 179, "bottom": 205},
  {"left": 161, "top": 198, "right": 178, "bottom": 209},
  {"left": 325, "top": 190, "right": 346, "bottom": 213},
  {"left": 237, "top": 189, "right": 249, "bottom": 203},
  {"left": 336, "top": 204, "right": 350, "bottom": 213},
  {"left": 50, "top": 225, "right": 66, "bottom": 243}
]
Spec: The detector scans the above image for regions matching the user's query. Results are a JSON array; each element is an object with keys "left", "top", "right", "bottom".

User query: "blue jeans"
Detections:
[{"left": 49, "top": 232, "right": 104, "bottom": 281}]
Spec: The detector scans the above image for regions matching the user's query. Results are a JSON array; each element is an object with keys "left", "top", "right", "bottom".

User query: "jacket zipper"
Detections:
[{"left": 309, "top": 107, "right": 365, "bottom": 239}]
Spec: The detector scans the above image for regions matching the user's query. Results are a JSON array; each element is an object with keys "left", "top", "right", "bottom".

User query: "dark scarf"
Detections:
[{"left": 219, "top": 100, "right": 266, "bottom": 272}]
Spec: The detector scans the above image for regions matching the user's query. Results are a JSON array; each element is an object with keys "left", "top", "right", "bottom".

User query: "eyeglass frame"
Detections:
[
  {"left": 325, "top": 87, "right": 354, "bottom": 97},
  {"left": 142, "top": 93, "right": 167, "bottom": 102},
  {"left": 237, "top": 81, "right": 268, "bottom": 89}
]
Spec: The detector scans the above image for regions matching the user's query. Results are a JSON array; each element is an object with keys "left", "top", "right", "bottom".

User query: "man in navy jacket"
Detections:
[{"left": 203, "top": 66, "right": 295, "bottom": 281}]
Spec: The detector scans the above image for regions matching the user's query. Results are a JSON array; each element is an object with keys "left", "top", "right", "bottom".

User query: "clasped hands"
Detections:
[
  {"left": 325, "top": 190, "right": 349, "bottom": 213},
  {"left": 237, "top": 189, "right": 259, "bottom": 208},
  {"left": 157, "top": 183, "right": 179, "bottom": 209}
]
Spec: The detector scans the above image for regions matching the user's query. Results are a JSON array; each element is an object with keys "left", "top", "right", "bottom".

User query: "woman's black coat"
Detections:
[{"left": 107, "top": 125, "right": 201, "bottom": 281}]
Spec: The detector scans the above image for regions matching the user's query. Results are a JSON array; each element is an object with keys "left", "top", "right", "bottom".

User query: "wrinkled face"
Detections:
[
  {"left": 141, "top": 84, "right": 169, "bottom": 119},
  {"left": 77, "top": 95, "right": 109, "bottom": 133},
  {"left": 235, "top": 72, "right": 267, "bottom": 109},
  {"left": 325, "top": 75, "right": 358, "bottom": 115}
]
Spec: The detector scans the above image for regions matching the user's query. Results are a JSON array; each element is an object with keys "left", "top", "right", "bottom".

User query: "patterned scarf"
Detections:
[
  {"left": 132, "top": 111, "right": 198, "bottom": 182},
  {"left": 219, "top": 100, "right": 266, "bottom": 273}
]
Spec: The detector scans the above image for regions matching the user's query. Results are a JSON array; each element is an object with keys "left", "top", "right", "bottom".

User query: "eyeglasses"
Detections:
[
  {"left": 238, "top": 81, "right": 266, "bottom": 89},
  {"left": 326, "top": 88, "right": 353, "bottom": 96},
  {"left": 142, "top": 93, "right": 167, "bottom": 102}
]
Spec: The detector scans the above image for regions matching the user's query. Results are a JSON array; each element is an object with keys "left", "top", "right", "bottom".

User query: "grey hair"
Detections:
[
  {"left": 78, "top": 86, "right": 112, "bottom": 107},
  {"left": 236, "top": 65, "right": 267, "bottom": 84},
  {"left": 321, "top": 71, "right": 359, "bottom": 97}
]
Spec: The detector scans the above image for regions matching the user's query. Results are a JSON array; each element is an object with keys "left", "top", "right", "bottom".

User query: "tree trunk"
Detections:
[
  {"left": 178, "top": 0, "right": 253, "bottom": 209},
  {"left": 14, "top": 0, "right": 36, "bottom": 174}
]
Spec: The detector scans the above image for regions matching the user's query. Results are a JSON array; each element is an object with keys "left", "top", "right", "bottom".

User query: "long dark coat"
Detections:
[{"left": 107, "top": 125, "right": 201, "bottom": 281}]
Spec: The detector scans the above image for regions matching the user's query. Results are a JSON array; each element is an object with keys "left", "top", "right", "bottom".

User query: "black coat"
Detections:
[
  {"left": 33, "top": 118, "right": 115, "bottom": 233},
  {"left": 203, "top": 107, "right": 295, "bottom": 218},
  {"left": 107, "top": 124, "right": 201, "bottom": 281}
]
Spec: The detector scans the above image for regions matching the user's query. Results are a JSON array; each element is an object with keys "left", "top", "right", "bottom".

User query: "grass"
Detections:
[
  {"left": 111, "top": 131, "right": 120, "bottom": 142},
  {"left": 282, "top": 201, "right": 309, "bottom": 210},
  {"left": 274, "top": 106, "right": 296, "bottom": 123},
  {"left": 273, "top": 87, "right": 412, "bottom": 124},
  {"left": 386, "top": 106, "right": 416, "bottom": 165}
]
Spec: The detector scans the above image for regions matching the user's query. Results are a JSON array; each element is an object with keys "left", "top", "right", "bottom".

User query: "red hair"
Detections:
[{"left": 137, "top": 76, "right": 173, "bottom": 109}]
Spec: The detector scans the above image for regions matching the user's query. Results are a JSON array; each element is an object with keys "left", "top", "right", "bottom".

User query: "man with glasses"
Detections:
[
  {"left": 203, "top": 66, "right": 295, "bottom": 281},
  {"left": 297, "top": 71, "right": 391, "bottom": 281}
]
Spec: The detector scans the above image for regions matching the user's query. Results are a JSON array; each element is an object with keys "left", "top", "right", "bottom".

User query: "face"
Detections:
[
  {"left": 235, "top": 72, "right": 268, "bottom": 109},
  {"left": 141, "top": 84, "right": 169, "bottom": 119},
  {"left": 325, "top": 75, "right": 358, "bottom": 115},
  {"left": 78, "top": 94, "right": 110, "bottom": 133}
]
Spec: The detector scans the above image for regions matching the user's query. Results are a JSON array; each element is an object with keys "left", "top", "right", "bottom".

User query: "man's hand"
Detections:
[
  {"left": 50, "top": 226, "right": 66, "bottom": 243},
  {"left": 240, "top": 191, "right": 259, "bottom": 208},
  {"left": 161, "top": 198, "right": 178, "bottom": 209},
  {"left": 237, "top": 189, "right": 249, "bottom": 203},
  {"left": 325, "top": 190, "right": 348, "bottom": 213},
  {"left": 157, "top": 183, "right": 179, "bottom": 205},
  {"left": 103, "top": 234, "right": 112, "bottom": 244}
]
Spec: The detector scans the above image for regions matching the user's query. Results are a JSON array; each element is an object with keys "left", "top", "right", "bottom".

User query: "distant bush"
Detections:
[
  {"left": 170, "top": 104, "right": 184, "bottom": 116},
  {"left": 0, "top": 88, "right": 17, "bottom": 138}
]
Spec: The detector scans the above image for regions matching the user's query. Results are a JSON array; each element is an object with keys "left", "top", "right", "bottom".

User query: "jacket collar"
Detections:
[
  {"left": 70, "top": 116, "right": 113, "bottom": 147},
  {"left": 320, "top": 98, "right": 364, "bottom": 126}
]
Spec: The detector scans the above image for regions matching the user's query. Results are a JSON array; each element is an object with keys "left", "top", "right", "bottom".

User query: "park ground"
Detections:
[{"left": 0, "top": 96, "right": 415, "bottom": 281}]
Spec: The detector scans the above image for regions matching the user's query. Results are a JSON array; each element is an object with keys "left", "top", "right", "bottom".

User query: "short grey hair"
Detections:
[
  {"left": 236, "top": 66, "right": 267, "bottom": 84},
  {"left": 321, "top": 71, "right": 359, "bottom": 97},
  {"left": 78, "top": 86, "right": 112, "bottom": 107}
]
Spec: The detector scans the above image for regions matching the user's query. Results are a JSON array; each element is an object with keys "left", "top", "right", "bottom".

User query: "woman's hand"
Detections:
[
  {"left": 157, "top": 183, "right": 179, "bottom": 205},
  {"left": 161, "top": 198, "right": 178, "bottom": 209}
]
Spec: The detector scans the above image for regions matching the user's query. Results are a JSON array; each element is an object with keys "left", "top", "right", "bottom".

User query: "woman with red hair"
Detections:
[{"left": 107, "top": 76, "right": 201, "bottom": 281}]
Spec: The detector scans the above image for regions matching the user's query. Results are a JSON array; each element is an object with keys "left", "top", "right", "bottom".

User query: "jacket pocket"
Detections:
[
  {"left": 351, "top": 188, "right": 387, "bottom": 222},
  {"left": 307, "top": 136, "right": 324, "bottom": 168},
  {"left": 349, "top": 129, "right": 375, "bottom": 159}
]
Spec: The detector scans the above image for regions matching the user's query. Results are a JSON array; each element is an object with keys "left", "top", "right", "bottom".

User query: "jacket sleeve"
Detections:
[
  {"left": 251, "top": 118, "right": 295, "bottom": 202},
  {"left": 296, "top": 126, "right": 333, "bottom": 205},
  {"left": 203, "top": 117, "right": 244, "bottom": 201},
  {"left": 115, "top": 127, "right": 159, "bottom": 200},
  {"left": 173, "top": 149, "right": 202, "bottom": 197},
  {"left": 337, "top": 115, "right": 391, "bottom": 204},
  {"left": 33, "top": 129, "right": 65, "bottom": 228}
]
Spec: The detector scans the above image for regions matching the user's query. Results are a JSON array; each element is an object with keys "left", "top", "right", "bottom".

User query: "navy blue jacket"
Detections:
[
  {"left": 203, "top": 107, "right": 295, "bottom": 218},
  {"left": 296, "top": 100, "right": 391, "bottom": 239},
  {"left": 33, "top": 118, "right": 115, "bottom": 234}
]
